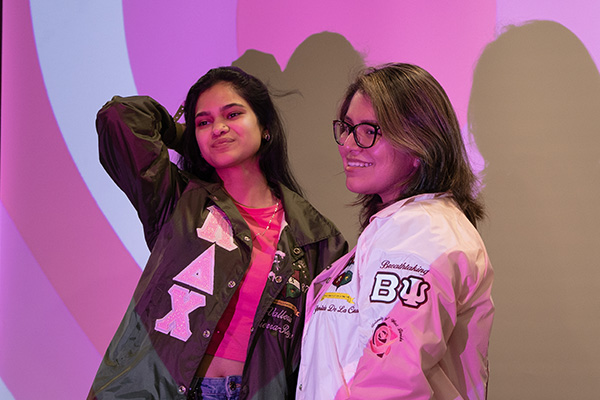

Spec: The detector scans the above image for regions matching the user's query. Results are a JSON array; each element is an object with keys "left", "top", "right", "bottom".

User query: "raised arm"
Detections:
[{"left": 96, "top": 95, "right": 188, "bottom": 249}]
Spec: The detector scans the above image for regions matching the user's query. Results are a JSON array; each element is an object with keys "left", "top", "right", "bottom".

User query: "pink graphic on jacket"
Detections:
[
  {"left": 156, "top": 244, "right": 218, "bottom": 341},
  {"left": 154, "top": 285, "right": 207, "bottom": 341},
  {"left": 369, "top": 319, "right": 402, "bottom": 358},
  {"left": 197, "top": 206, "right": 238, "bottom": 251},
  {"left": 174, "top": 244, "right": 216, "bottom": 295},
  {"left": 399, "top": 276, "right": 430, "bottom": 308}
]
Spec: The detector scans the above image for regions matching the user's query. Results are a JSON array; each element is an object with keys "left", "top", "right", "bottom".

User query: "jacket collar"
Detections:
[
  {"left": 370, "top": 192, "right": 451, "bottom": 222},
  {"left": 186, "top": 179, "right": 341, "bottom": 247},
  {"left": 278, "top": 183, "right": 341, "bottom": 247}
]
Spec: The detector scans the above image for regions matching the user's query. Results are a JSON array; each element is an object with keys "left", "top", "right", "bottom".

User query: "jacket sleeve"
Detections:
[
  {"left": 96, "top": 95, "right": 188, "bottom": 249},
  {"left": 345, "top": 224, "right": 489, "bottom": 399}
]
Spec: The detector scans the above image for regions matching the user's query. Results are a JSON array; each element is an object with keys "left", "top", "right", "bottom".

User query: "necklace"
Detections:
[{"left": 254, "top": 200, "right": 280, "bottom": 239}]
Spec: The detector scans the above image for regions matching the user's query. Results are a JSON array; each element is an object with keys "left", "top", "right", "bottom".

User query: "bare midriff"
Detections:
[{"left": 196, "top": 355, "right": 245, "bottom": 377}]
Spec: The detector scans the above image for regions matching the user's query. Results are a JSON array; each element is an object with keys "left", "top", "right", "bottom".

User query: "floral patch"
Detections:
[{"left": 369, "top": 317, "right": 403, "bottom": 358}]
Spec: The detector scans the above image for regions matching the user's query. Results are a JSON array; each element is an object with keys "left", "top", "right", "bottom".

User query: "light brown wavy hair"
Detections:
[{"left": 338, "top": 63, "right": 484, "bottom": 229}]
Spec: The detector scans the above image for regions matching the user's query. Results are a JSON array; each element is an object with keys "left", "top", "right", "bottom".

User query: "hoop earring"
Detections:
[{"left": 264, "top": 133, "right": 271, "bottom": 142}]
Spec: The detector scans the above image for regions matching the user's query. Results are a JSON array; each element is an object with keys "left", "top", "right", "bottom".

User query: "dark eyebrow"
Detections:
[
  {"left": 344, "top": 116, "right": 379, "bottom": 126},
  {"left": 222, "top": 103, "right": 246, "bottom": 111},
  {"left": 195, "top": 102, "right": 246, "bottom": 118}
]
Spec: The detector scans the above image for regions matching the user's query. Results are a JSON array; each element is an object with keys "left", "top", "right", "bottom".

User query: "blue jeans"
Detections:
[{"left": 188, "top": 375, "right": 242, "bottom": 400}]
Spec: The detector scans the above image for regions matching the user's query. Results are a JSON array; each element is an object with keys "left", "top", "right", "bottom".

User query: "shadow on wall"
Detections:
[
  {"left": 469, "top": 20, "right": 600, "bottom": 399},
  {"left": 233, "top": 32, "right": 366, "bottom": 245}
]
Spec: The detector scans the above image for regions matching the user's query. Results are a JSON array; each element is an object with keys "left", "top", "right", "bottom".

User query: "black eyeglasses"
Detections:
[{"left": 333, "top": 120, "right": 381, "bottom": 149}]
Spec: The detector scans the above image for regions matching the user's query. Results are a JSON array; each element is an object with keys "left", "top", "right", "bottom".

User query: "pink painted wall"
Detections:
[{"left": 2, "top": 0, "right": 599, "bottom": 398}]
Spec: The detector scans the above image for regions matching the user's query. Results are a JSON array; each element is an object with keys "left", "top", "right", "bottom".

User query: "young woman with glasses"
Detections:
[
  {"left": 87, "top": 66, "right": 347, "bottom": 400},
  {"left": 296, "top": 63, "right": 494, "bottom": 400}
]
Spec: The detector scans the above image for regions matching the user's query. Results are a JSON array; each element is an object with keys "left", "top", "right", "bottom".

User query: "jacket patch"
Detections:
[
  {"left": 315, "top": 255, "right": 357, "bottom": 310},
  {"left": 333, "top": 255, "right": 354, "bottom": 290},
  {"left": 332, "top": 271, "right": 353, "bottom": 290},
  {"left": 197, "top": 206, "right": 237, "bottom": 251},
  {"left": 173, "top": 244, "right": 215, "bottom": 295},
  {"left": 286, "top": 276, "right": 301, "bottom": 298},
  {"left": 399, "top": 275, "right": 430, "bottom": 308},
  {"left": 319, "top": 292, "right": 355, "bottom": 305},
  {"left": 273, "top": 250, "right": 286, "bottom": 268},
  {"left": 370, "top": 272, "right": 430, "bottom": 308},
  {"left": 154, "top": 284, "right": 206, "bottom": 341},
  {"left": 369, "top": 317, "right": 403, "bottom": 358},
  {"left": 155, "top": 245, "right": 216, "bottom": 341},
  {"left": 267, "top": 250, "right": 286, "bottom": 282}
]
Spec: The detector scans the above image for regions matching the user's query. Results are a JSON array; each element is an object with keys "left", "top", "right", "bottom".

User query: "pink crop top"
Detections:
[{"left": 205, "top": 201, "right": 283, "bottom": 362}]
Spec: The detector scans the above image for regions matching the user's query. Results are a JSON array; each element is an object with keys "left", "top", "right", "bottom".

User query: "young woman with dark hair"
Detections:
[{"left": 88, "top": 66, "right": 347, "bottom": 400}]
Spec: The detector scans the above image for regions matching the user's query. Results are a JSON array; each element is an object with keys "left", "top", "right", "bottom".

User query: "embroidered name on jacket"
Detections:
[{"left": 154, "top": 206, "right": 236, "bottom": 341}]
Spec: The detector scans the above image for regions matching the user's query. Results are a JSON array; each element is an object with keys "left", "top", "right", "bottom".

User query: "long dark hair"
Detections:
[
  {"left": 179, "top": 66, "right": 302, "bottom": 196},
  {"left": 338, "top": 63, "right": 484, "bottom": 228}
]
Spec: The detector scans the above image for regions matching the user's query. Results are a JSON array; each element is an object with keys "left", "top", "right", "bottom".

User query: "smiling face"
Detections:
[
  {"left": 338, "top": 91, "right": 418, "bottom": 203},
  {"left": 194, "top": 81, "right": 264, "bottom": 175}
]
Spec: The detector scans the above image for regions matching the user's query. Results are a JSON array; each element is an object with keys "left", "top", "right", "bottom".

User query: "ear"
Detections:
[{"left": 412, "top": 157, "right": 421, "bottom": 168}]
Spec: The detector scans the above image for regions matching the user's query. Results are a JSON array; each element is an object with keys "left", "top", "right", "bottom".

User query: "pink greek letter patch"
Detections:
[
  {"left": 173, "top": 244, "right": 215, "bottom": 295},
  {"left": 196, "top": 206, "right": 237, "bottom": 251},
  {"left": 154, "top": 284, "right": 206, "bottom": 341},
  {"left": 399, "top": 276, "right": 430, "bottom": 308}
]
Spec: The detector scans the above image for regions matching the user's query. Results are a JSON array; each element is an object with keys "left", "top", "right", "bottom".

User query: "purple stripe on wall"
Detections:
[
  {"left": 0, "top": 0, "right": 141, "bottom": 355},
  {"left": 0, "top": 202, "right": 101, "bottom": 399}
]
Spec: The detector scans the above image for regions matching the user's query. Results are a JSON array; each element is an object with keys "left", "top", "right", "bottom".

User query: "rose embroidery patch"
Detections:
[{"left": 369, "top": 318, "right": 403, "bottom": 358}]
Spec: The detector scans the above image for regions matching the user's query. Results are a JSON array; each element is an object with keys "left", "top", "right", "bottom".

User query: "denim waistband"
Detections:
[{"left": 188, "top": 375, "right": 242, "bottom": 400}]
